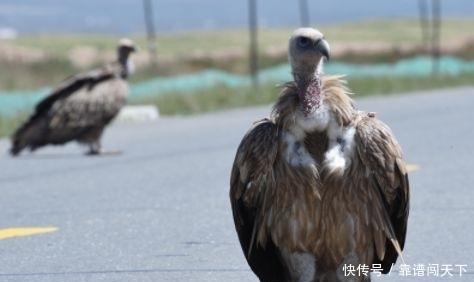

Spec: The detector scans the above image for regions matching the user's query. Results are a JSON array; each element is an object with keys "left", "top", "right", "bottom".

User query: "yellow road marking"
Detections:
[
  {"left": 406, "top": 164, "right": 420, "bottom": 172},
  {"left": 0, "top": 227, "right": 57, "bottom": 240}
]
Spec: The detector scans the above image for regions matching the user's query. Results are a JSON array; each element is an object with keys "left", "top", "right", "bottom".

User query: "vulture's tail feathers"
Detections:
[
  {"left": 10, "top": 139, "right": 24, "bottom": 156},
  {"left": 247, "top": 219, "right": 258, "bottom": 259},
  {"left": 10, "top": 127, "right": 29, "bottom": 156},
  {"left": 373, "top": 175, "right": 406, "bottom": 265},
  {"left": 10, "top": 114, "right": 47, "bottom": 156},
  {"left": 390, "top": 238, "right": 405, "bottom": 265}
]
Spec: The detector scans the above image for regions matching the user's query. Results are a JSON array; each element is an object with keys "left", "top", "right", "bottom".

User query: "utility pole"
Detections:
[
  {"left": 248, "top": 0, "right": 259, "bottom": 88},
  {"left": 299, "top": 0, "right": 310, "bottom": 27},
  {"left": 432, "top": 0, "right": 441, "bottom": 75},
  {"left": 418, "top": 0, "right": 442, "bottom": 75},
  {"left": 418, "top": 0, "right": 429, "bottom": 50},
  {"left": 143, "top": 0, "right": 158, "bottom": 67}
]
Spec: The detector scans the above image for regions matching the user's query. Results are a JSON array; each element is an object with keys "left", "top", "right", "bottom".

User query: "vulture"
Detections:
[
  {"left": 230, "top": 28, "right": 409, "bottom": 282},
  {"left": 10, "top": 38, "right": 137, "bottom": 156}
]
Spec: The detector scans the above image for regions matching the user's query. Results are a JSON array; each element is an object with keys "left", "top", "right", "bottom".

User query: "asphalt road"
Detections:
[{"left": 0, "top": 87, "right": 473, "bottom": 282}]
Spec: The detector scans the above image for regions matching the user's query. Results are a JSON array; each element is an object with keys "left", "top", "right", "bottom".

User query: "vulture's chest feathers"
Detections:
[
  {"left": 264, "top": 81, "right": 363, "bottom": 255},
  {"left": 282, "top": 100, "right": 356, "bottom": 176}
]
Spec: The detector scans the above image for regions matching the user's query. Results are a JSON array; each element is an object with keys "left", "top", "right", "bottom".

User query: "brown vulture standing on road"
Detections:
[
  {"left": 230, "top": 28, "right": 410, "bottom": 282},
  {"left": 10, "top": 38, "right": 137, "bottom": 156}
]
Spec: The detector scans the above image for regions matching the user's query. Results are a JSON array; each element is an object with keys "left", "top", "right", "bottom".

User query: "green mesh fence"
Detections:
[{"left": 1, "top": 56, "right": 474, "bottom": 116}]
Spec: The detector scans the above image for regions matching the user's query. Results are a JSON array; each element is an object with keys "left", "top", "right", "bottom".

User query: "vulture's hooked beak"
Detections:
[{"left": 316, "top": 38, "right": 330, "bottom": 61}]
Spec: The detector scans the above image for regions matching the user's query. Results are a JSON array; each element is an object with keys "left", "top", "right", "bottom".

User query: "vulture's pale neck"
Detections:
[
  {"left": 292, "top": 60, "right": 324, "bottom": 115},
  {"left": 118, "top": 50, "right": 134, "bottom": 79}
]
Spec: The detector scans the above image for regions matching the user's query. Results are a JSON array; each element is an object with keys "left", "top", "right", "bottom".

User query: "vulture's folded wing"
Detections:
[
  {"left": 354, "top": 114, "right": 410, "bottom": 273},
  {"left": 12, "top": 69, "right": 114, "bottom": 141},
  {"left": 45, "top": 64, "right": 128, "bottom": 130},
  {"left": 35, "top": 69, "right": 114, "bottom": 117},
  {"left": 230, "top": 119, "right": 289, "bottom": 282}
]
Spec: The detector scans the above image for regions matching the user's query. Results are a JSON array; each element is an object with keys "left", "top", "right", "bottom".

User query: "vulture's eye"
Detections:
[{"left": 297, "top": 37, "right": 311, "bottom": 48}]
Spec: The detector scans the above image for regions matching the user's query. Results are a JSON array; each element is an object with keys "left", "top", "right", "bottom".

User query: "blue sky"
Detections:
[{"left": 0, "top": 0, "right": 472, "bottom": 34}]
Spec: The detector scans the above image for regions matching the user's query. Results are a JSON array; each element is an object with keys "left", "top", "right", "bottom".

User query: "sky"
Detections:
[{"left": 0, "top": 0, "right": 472, "bottom": 34}]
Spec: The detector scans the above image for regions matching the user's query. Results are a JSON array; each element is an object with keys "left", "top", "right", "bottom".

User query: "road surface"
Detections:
[{"left": 0, "top": 87, "right": 473, "bottom": 281}]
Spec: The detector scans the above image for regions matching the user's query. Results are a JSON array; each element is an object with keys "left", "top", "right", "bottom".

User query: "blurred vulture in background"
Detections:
[
  {"left": 10, "top": 38, "right": 137, "bottom": 156},
  {"left": 230, "top": 28, "right": 409, "bottom": 282}
]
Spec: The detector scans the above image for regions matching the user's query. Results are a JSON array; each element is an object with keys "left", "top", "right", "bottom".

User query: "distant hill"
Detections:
[{"left": 0, "top": 0, "right": 473, "bottom": 34}]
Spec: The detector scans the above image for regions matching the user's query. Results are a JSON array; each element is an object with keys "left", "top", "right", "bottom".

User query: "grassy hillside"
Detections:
[
  {"left": 1, "top": 19, "right": 474, "bottom": 90},
  {"left": 6, "top": 19, "right": 474, "bottom": 55},
  {"left": 1, "top": 19, "right": 474, "bottom": 138}
]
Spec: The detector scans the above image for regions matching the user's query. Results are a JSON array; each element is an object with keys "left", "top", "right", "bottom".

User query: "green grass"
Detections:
[
  {"left": 136, "top": 72, "right": 474, "bottom": 115},
  {"left": 7, "top": 34, "right": 125, "bottom": 57},
  {"left": 6, "top": 19, "right": 474, "bottom": 56},
  {"left": 323, "top": 18, "right": 474, "bottom": 44},
  {"left": 0, "top": 59, "right": 77, "bottom": 90},
  {"left": 138, "top": 83, "right": 281, "bottom": 115},
  {"left": 0, "top": 112, "right": 29, "bottom": 140},
  {"left": 348, "top": 72, "right": 474, "bottom": 95}
]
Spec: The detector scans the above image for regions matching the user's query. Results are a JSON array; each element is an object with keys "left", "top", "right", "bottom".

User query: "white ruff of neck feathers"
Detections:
[{"left": 126, "top": 58, "right": 135, "bottom": 74}]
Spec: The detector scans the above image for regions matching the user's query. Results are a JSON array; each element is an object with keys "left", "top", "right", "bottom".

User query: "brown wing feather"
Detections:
[
  {"left": 230, "top": 119, "right": 290, "bottom": 282},
  {"left": 35, "top": 69, "right": 113, "bottom": 116},
  {"left": 353, "top": 113, "right": 410, "bottom": 273}
]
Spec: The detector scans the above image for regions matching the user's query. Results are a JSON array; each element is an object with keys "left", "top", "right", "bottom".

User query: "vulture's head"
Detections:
[
  {"left": 118, "top": 38, "right": 137, "bottom": 55},
  {"left": 288, "top": 28, "right": 330, "bottom": 115},
  {"left": 288, "top": 28, "right": 330, "bottom": 77},
  {"left": 118, "top": 38, "right": 137, "bottom": 74}
]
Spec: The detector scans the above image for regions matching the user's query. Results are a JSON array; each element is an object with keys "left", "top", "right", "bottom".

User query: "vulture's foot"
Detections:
[{"left": 86, "top": 148, "right": 122, "bottom": 156}]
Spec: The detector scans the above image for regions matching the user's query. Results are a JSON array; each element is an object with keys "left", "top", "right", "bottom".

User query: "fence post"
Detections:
[
  {"left": 143, "top": 0, "right": 158, "bottom": 67},
  {"left": 299, "top": 0, "right": 310, "bottom": 27},
  {"left": 418, "top": 0, "right": 429, "bottom": 51},
  {"left": 431, "top": 0, "right": 441, "bottom": 75},
  {"left": 248, "top": 0, "right": 259, "bottom": 88}
]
